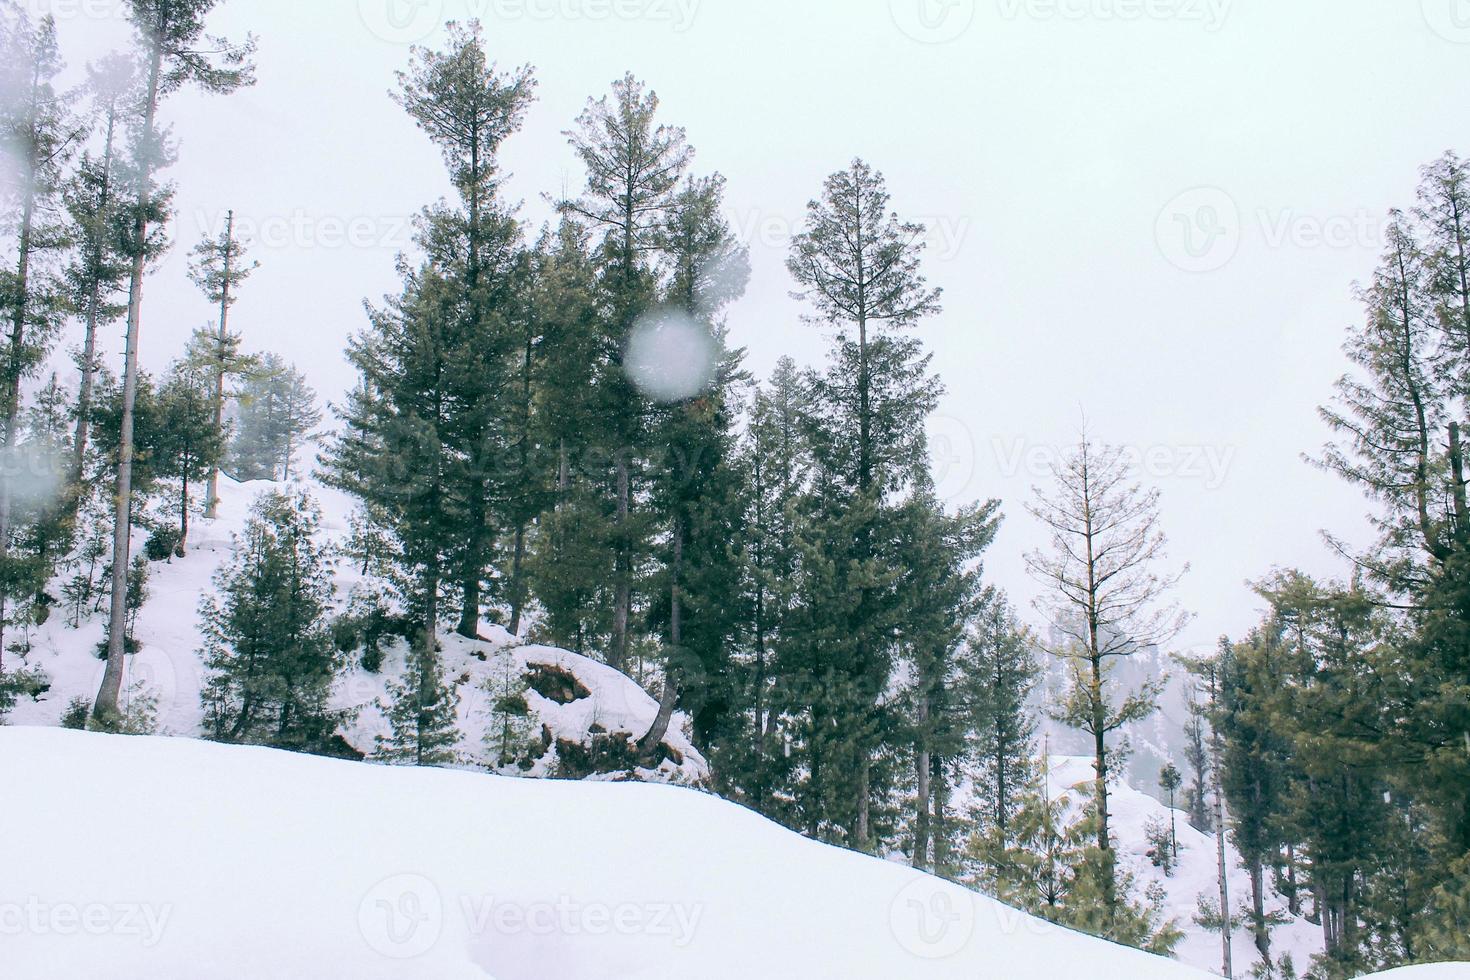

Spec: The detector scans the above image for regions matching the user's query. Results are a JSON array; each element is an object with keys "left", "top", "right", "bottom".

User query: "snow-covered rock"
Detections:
[{"left": 1, "top": 728, "right": 1207, "bottom": 979}]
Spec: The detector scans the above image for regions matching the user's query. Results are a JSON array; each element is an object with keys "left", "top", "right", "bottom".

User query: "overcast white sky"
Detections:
[{"left": 30, "top": 0, "right": 1470, "bottom": 653}]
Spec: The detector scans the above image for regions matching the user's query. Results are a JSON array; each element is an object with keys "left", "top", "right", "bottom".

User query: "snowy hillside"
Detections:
[
  {"left": 1, "top": 475, "right": 1461, "bottom": 979},
  {"left": 1042, "top": 756, "right": 1323, "bottom": 976},
  {"left": 2, "top": 728, "right": 1210, "bottom": 979},
  {"left": 3, "top": 476, "right": 705, "bottom": 784}
]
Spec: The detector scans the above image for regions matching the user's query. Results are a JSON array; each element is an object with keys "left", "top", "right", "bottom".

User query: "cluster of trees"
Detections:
[
  {"left": 9, "top": 5, "right": 1466, "bottom": 975},
  {"left": 0, "top": 6, "right": 1195, "bottom": 957},
  {"left": 1206, "top": 152, "right": 1470, "bottom": 978},
  {"left": 303, "top": 21, "right": 1188, "bottom": 952},
  {"left": 0, "top": 1, "right": 316, "bottom": 725}
]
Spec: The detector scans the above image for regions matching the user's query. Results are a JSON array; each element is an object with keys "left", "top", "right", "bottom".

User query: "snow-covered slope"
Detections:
[
  {"left": 1043, "top": 756, "right": 1323, "bottom": 976},
  {"left": 4, "top": 476, "right": 705, "bottom": 783},
  {"left": 1, "top": 728, "right": 1209, "bottom": 979}
]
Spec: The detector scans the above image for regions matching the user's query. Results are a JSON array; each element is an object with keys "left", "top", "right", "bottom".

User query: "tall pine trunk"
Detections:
[
  {"left": 639, "top": 515, "right": 681, "bottom": 757},
  {"left": 203, "top": 210, "right": 235, "bottom": 520},
  {"left": 611, "top": 455, "right": 631, "bottom": 672},
  {"left": 95, "top": 41, "right": 163, "bottom": 722},
  {"left": 913, "top": 693, "right": 932, "bottom": 870},
  {"left": 1211, "top": 668, "right": 1234, "bottom": 979},
  {"left": 71, "top": 107, "right": 119, "bottom": 495}
]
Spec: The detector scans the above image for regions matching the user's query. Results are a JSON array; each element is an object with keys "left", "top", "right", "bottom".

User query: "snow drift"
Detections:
[{"left": 2, "top": 728, "right": 1205, "bottom": 980}]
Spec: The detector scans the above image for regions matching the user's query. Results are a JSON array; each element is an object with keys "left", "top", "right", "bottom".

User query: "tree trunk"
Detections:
[
  {"left": 913, "top": 694, "right": 932, "bottom": 871},
  {"left": 1249, "top": 858, "right": 1269, "bottom": 960},
  {"left": 95, "top": 40, "right": 163, "bottom": 723},
  {"left": 1212, "top": 669, "right": 1234, "bottom": 979},
  {"left": 932, "top": 757, "right": 951, "bottom": 876},
  {"left": 71, "top": 109, "right": 119, "bottom": 492},
  {"left": 508, "top": 522, "right": 527, "bottom": 636},
  {"left": 611, "top": 454, "right": 630, "bottom": 672},
  {"left": 204, "top": 210, "right": 234, "bottom": 520},
  {"left": 457, "top": 553, "right": 481, "bottom": 638},
  {"left": 177, "top": 470, "right": 189, "bottom": 557},
  {"left": 638, "top": 517, "right": 682, "bottom": 757}
]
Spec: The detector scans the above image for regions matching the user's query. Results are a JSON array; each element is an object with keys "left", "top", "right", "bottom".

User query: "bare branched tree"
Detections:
[{"left": 1024, "top": 432, "right": 1189, "bottom": 870}]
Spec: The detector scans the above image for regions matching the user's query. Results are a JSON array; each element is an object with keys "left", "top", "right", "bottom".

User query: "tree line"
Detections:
[
  {"left": 4, "top": 3, "right": 1466, "bottom": 974},
  {"left": 0, "top": 1, "right": 316, "bottom": 717}
]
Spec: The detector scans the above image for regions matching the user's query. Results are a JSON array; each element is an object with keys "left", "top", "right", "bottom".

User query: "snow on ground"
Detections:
[
  {"left": 2, "top": 728, "right": 1209, "bottom": 980},
  {"left": 4, "top": 475, "right": 706, "bottom": 783},
  {"left": 1042, "top": 756, "right": 1324, "bottom": 977}
]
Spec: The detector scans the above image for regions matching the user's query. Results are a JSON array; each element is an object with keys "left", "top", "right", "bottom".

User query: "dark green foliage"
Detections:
[
  {"left": 967, "top": 600, "right": 1039, "bottom": 854},
  {"left": 59, "top": 696, "right": 90, "bottom": 730},
  {"left": 0, "top": 663, "right": 49, "bottom": 721},
  {"left": 375, "top": 644, "right": 462, "bottom": 768},
  {"left": 199, "top": 489, "right": 344, "bottom": 753},
  {"left": 332, "top": 587, "right": 411, "bottom": 674},
  {"left": 143, "top": 525, "right": 179, "bottom": 562},
  {"left": 969, "top": 773, "right": 1183, "bottom": 956},
  {"left": 155, "top": 365, "right": 223, "bottom": 552},
  {"left": 778, "top": 159, "right": 947, "bottom": 853}
]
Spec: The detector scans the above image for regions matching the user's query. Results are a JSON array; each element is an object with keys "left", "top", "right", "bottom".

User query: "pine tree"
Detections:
[
  {"left": 894, "top": 483, "right": 998, "bottom": 872},
  {"left": 1182, "top": 686, "right": 1213, "bottom": 833},
  {"left": 1025, "top": 433, "right": 1187, "bottom": 912},
  {"left": 1159, "top": 762, "right": 1182, "bottom": 859},
  {"left": 228, "top": 353, "right": 319, "bottom": 481},
  {"left": 1220, "top": 629, "right": 1293, "bottom": 963},
  {"left": 525, "top": 219, "right": 615, "bottom": 655},
  {"left": 721, "top": 358, "right": 810, "bottom": 816},
  {"left": 324, "top": 266, "right": 465, "bottom": 681},
  {"left": 637, "top": 171, "right": 750, "bottom": 761},
  {"left": 154, "top": 365, "right": 223, "bottom": 554},
  {"left": 199, "top": 489, "right": 342, "bottom": 752},
  {"left": 187, "top": 211, "right": 257, "bottom": 519},
  {"left": 62, "top": 54, "right": 133, "bottom": 492},
  {"left": 785, "top": 158, "right": 944, "bottom": 852},
  {"left": 968, "top": 598, "right": 1039, "bottom": 855},
  {"left": 376, "top": 643, "right": 461, "bottom": 767},
  {"left": 0, "top": 8, "right": 76, "bottom": 670},
  {"left": 394, "top": 20, "right": 535, "bottom": 639},
  {"left": 968, "top": 763, "right": 1182, "bottom": 956},
  {"left": 94, "top": 0, "right": 256, "bottom": 724},
  {"left": 561, "top": 72, "right": 691, "bottom": 672}
]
